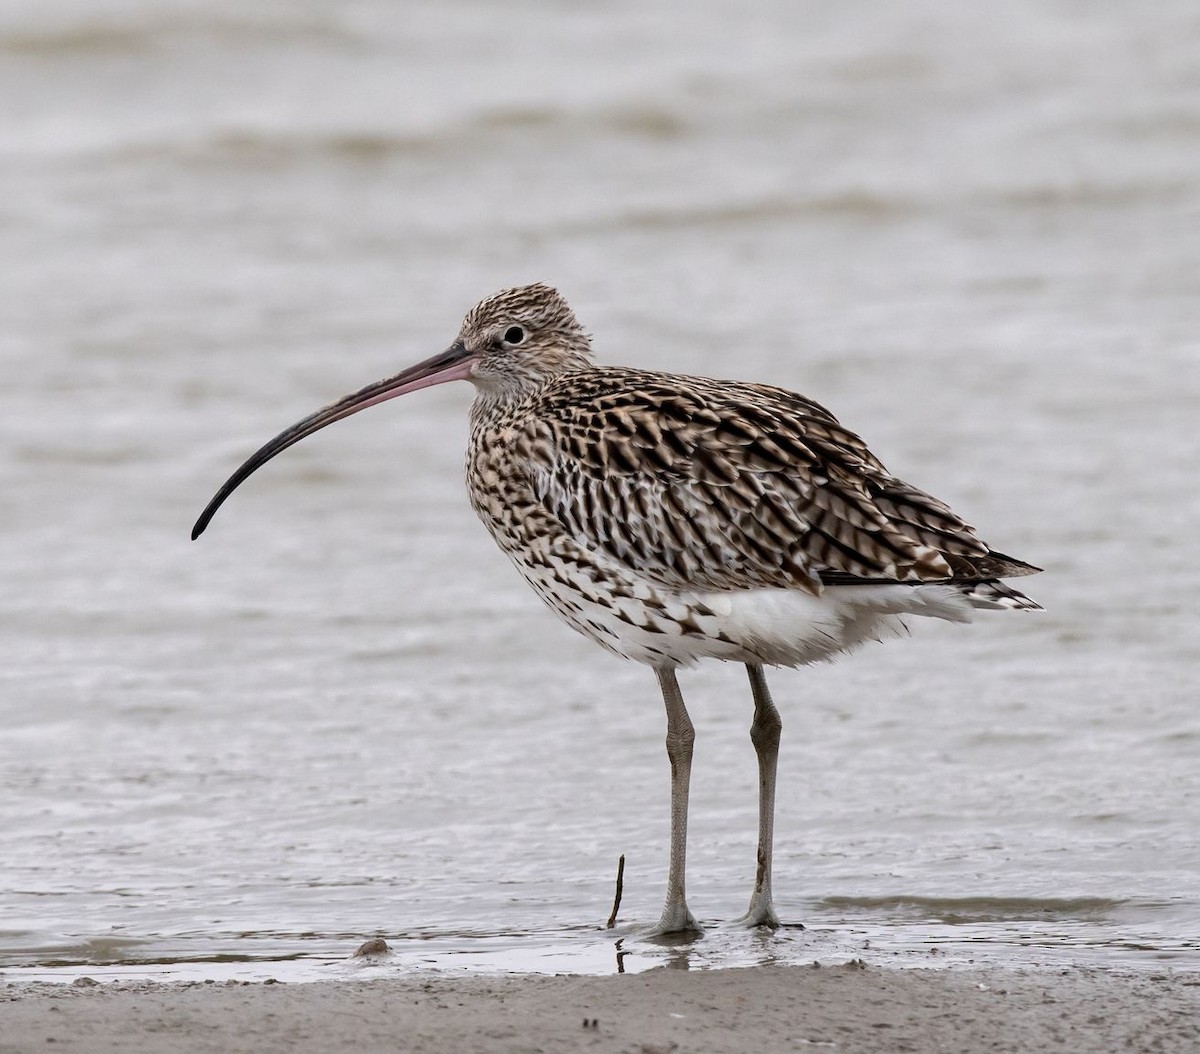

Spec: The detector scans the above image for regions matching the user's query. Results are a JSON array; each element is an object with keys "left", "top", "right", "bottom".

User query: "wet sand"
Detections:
[{"left": 3, "top": 964, "right": 1197, "bottom": 1054}]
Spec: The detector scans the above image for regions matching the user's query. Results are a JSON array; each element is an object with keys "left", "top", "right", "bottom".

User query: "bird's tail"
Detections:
[{"left": 960, "top": 579, "right": 1042, "bottom": 611}]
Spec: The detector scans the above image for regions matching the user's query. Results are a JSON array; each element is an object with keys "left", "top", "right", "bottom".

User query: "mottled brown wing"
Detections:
[{"left": 517, "top": 368, "right": 1028, "bottom": 594}]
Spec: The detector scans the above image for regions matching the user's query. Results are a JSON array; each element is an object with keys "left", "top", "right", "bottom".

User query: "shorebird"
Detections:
[{"left": 193, "top": 283, "right": 1040, "bottom": 935}]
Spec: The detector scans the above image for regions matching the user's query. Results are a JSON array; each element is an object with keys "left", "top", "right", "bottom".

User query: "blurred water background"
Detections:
[{"left": 1, "top": 0, "right": 1198, "bottom": 980}]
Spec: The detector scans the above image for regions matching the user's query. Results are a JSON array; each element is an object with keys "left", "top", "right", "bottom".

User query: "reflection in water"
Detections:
[{"left": 8, "top": 903, "right": 1198, "bottom": 985}]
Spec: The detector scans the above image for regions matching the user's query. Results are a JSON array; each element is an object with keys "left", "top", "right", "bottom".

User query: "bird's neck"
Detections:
[{"left": 467, "top": 361, "right": 589, "bottom": 427}]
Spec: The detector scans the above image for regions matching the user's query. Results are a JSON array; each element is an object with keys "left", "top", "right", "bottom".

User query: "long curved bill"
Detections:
[{"left": 191, "top": 342, "right": 475, "bottom": 540}]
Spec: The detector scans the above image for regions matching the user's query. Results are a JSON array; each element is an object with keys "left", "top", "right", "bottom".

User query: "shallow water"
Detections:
[{"left": 2, "top": 0, "right": 1199, "bottom": 982}]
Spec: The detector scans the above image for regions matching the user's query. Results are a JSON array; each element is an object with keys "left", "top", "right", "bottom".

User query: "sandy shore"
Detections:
[{"left": 2, "top": 963, "right": 1197, "bottom": 1054}]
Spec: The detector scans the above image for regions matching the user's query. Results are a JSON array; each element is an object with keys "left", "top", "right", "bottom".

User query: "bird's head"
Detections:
[
  {"left": 456, "top": 282, "right": 593, "bottom": 396},
  {"left": 191, "top": 283, "right": 591, "bottom": 539}
]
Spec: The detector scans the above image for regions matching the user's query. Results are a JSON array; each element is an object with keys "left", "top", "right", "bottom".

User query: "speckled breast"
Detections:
[{"left": 464, "top": 416, "right": 745, "bottom": 668}]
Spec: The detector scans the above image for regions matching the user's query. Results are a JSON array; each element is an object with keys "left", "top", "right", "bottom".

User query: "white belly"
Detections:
[{"left": 510, "top": 549, "right": 975, "bottom": 668}]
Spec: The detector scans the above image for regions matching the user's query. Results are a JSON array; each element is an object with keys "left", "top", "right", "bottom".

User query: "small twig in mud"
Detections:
[{"left": 606, "top": 854, "right": 626, "bottom": 928}]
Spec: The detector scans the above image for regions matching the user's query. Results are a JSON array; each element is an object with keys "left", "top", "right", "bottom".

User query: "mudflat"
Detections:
[{"left": 3, "top": 963, "right": 1198, "bottom": 1054}]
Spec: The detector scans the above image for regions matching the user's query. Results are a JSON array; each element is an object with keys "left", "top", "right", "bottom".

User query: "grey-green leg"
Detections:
[
  {"left": 736, "top": 663, "right": 782, "bottom": 928},
  {"left": 652, "top": 666, "right": 701, "bottom": 935}
]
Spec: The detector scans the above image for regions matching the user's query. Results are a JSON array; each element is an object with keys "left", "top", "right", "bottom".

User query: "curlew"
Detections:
[{"left": 193, "top": 283, "right": 1040, "bottom": 934}]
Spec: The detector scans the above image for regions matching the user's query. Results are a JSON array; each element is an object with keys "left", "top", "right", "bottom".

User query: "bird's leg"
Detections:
[
  {"left": 736, "top": 663, "right": 782, "bottom": 928},
  {"left": 652, "top": 666, "right": 701, "bottom": 935}
]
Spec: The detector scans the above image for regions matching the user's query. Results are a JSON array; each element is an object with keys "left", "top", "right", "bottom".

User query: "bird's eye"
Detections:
[{"left": 503, "top": 325, "right": 526, "bottom": 345}]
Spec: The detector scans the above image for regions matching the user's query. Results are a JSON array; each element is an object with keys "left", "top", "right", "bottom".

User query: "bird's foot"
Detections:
[
  {"left": 647, "top": 899, "right": 702, "bottom": 938},
  {"left": 733, "top": 893, "right": 780, "bottom": 930}
]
